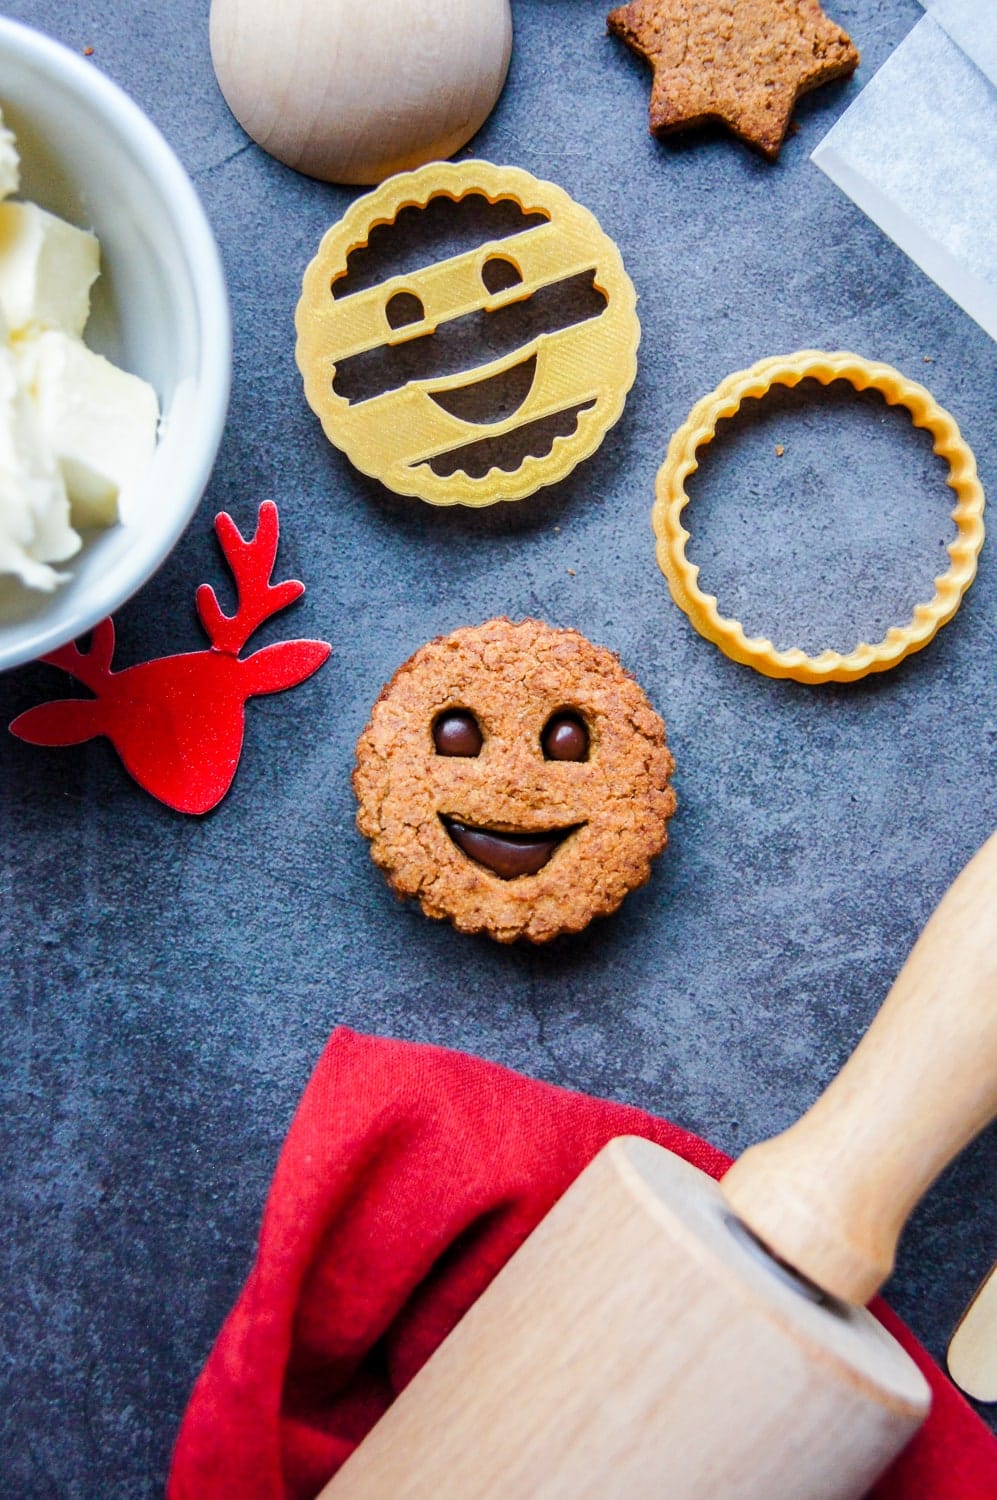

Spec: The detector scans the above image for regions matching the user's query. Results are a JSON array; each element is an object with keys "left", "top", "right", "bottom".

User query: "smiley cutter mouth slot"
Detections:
[
  {"left": 427, "top": 353, "right": 539, "bottom": 427},
  {"left": 441, "top": 816, "right": 584, "bottom": 880}
]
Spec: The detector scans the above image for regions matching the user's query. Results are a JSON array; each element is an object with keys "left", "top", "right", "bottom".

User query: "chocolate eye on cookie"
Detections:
[
  {"left": 433, "top": 709, "right": 484, "bottom": 757},
  {"left": 353, "top": 618, "right": 677, "bottom": 944},
  {"left": 541, "top": 711, "right": 589, "bottom": 762}
]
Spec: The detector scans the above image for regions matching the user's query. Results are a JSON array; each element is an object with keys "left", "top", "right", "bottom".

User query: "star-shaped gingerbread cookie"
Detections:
[{"left": 607, "top": 0, "right": 859, "bottom": 160}]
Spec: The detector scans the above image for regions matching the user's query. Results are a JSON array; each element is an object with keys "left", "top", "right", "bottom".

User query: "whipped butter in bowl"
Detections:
[
  {"left": 0, "top": 106, "right": 160, "bottom": 591},
  {"left": 0, "top": 18, "right": 230, "bottom": 672}
]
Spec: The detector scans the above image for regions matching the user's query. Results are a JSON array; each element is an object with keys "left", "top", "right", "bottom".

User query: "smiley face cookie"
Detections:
[
  {"left": 353, "top": 619, "right": 677, "bottom": 942},
  {"left": 295, "top": 161, "right": 640, "bottom": 507}
]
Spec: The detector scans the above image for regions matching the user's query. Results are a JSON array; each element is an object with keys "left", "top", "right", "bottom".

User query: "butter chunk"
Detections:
[
  {"left": 0, "top": 108, "right": 19, "bottom": 200},
  {"left": 0, "top": 202, "right": 99, "bottom": 336},
  {"left": 0, "top": 347, "right": 78, "bottom": 590},
  {"left": 17, "top": 330, "right": 159, "bottom": 528}
]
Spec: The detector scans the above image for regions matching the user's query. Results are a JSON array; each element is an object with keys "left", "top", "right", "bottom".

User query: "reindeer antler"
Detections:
[
  {"left": 41, "top": 617, "right": 117, "bottom": 689},
  {"left": 196, "top": 502, "right": 305, "bottom": 656}
]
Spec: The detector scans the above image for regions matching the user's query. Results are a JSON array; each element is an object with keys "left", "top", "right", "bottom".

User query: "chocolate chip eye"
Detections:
[
  {"left": 541, "top": 711, "right": 589, "bottom": 762},
  {"left": 433, "top": 710, "right": 483, "bottom": 757}
]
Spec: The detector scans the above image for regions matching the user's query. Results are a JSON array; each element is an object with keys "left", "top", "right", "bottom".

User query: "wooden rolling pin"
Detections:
[{"left": 321, "top": 831, "right": 997, "bottom": 1500}]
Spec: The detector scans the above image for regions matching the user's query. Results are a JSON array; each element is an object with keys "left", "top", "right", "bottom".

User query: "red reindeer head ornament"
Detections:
[{"left": 10, "top": 503, "right": 331, "bottom": 814}]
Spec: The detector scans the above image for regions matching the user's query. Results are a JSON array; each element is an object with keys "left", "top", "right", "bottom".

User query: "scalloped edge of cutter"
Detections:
[{"left": 651, "top": 350, "right": 986, "bottom": 684}]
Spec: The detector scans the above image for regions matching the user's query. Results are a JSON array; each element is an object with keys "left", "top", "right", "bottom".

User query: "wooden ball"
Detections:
[{"left": 209, "top": 0, "right": 513, "bottom": 185}]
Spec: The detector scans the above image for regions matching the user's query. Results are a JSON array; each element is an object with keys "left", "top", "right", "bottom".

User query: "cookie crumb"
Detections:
[
  {"left": 567, "top": 568, "right": 576, "bottom": 576},
  {"left": 775, "top": 444, "right": 785, "bottom": 457},
  {"left": 83, "top": 45, "right": 94, "bottom": 55}
]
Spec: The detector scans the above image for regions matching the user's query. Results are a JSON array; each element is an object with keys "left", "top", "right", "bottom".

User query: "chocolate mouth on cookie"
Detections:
[{"left": 441, "top": 816, "right": 583, "bottom": 879}]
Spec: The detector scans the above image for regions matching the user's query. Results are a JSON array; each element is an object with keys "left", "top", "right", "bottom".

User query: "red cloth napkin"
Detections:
[{"left": 169, "top": 1029, "right": 997, "bottom": 1500}]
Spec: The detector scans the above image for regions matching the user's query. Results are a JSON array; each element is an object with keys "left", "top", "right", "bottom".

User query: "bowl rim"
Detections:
[{"left": 0, "top": 16, "right": 231, "bottom": 673}]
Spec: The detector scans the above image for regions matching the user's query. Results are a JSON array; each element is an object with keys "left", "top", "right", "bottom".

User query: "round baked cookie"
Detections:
[{"left": 353, "top": 618, "right": 677, "bottom": 943}]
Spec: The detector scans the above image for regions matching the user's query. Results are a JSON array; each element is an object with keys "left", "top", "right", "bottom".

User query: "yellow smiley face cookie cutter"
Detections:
[
  {"left": 653, "top": 351, "right": 986, "bottom": 684},
  {"left": 295, "top": 161, "right": 640, "bottom": 507}
]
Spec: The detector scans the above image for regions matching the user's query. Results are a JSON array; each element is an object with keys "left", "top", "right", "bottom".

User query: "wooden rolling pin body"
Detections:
[{"left": 322, "top": 833, "right": 997, "bottom": 1500}]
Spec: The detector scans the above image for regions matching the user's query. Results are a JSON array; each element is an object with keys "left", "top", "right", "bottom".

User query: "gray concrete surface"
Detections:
[{"left": 1, "top": 1, "right": 994, "bottom": 1494}]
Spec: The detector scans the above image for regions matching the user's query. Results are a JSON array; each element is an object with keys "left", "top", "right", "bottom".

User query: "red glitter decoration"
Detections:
[{"left": 10, "top": 502, "right": 331, "bottom": 814}]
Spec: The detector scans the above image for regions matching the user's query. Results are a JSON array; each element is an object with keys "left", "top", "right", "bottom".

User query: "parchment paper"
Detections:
[{"left": 812, "top": 1, "right": 997, "bottom": 340}]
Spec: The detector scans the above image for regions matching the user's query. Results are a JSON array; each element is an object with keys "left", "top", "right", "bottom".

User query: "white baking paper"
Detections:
[
  {"left": 812, "top": 3, "right": 997, "bottom": 341},
  {"left": 918, "top": 0, "right": 997, "bottom": 88}
]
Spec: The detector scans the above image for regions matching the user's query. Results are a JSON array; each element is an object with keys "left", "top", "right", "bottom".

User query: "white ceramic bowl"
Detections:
[{"left": 0, "top": 18, "right": 230, "bottom": 671}]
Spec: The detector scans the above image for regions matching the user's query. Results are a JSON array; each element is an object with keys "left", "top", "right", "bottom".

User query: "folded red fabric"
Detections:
[{"left": 169, "top": 1029, "right": 997, "bottom": 1500}]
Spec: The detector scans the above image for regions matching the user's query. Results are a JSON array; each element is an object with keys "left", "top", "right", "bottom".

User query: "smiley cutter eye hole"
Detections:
[
  {"left": 432, "top": 709, "right": 484, "bottom": 757},
  {"left": 481, "top": 255, "right": 523, "bottom": 295},
  {"left": 541, "top": 711, "right": 589, "bottom": 762},
  {"left": 385, "top": 290, "right": 425, "bottom": 330}
]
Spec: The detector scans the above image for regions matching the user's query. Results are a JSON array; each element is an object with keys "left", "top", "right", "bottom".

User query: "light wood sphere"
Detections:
[{"left": 209, "top": 0, "right": 513, "bottom": 185}]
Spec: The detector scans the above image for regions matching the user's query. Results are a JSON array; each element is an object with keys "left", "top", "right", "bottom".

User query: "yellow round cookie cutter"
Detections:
[
  {"left": 652, "top": 350, "right": 985, "bottom": 684},
  {"left": 295, "top": 160, "right": 640, "bottom": 508}
]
